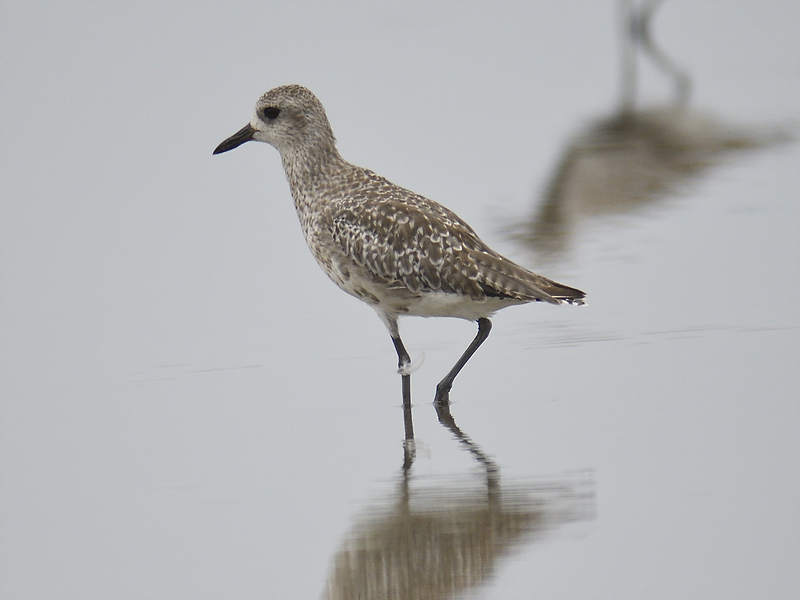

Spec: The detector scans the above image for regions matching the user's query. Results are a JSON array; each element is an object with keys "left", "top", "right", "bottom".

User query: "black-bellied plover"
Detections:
[{"left": 214, "top": 85, "right": 585, "bottom": 404}]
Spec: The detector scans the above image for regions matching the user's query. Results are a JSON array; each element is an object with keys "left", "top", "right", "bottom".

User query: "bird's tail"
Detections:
[{"left": 545, "top": 281, "right": 586, "bottom": 306}]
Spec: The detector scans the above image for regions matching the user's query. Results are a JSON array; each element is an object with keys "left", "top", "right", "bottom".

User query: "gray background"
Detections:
[{"left": 2, "top": 1, "right": 799, "bottom": 598}]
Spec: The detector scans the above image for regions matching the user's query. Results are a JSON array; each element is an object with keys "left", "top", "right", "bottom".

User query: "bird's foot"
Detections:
[{"left": 434, "top": 381, "right": 452, "bottom": 406}]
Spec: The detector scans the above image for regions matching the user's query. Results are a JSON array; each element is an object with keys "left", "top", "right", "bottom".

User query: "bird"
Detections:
[{"left": 213, "top": 85, "right": 585, "bottom": 404}]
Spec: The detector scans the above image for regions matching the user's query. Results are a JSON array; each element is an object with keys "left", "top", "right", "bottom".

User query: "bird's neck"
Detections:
[{"left": 281, "top": 141, "right": 348, "bottom": 216}]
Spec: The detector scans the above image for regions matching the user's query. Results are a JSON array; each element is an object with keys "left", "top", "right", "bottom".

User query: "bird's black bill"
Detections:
[{"left": 213, "top": 124, "right": 256, "bottom": 154}]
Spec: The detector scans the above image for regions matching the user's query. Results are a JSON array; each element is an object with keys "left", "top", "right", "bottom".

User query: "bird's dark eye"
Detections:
[{"left": 262, "top": 107, "right": 280, "bottom": 120}]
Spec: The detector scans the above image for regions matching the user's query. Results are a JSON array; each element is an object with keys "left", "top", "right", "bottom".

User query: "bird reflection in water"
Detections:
[
  {"left": 323, "top": 398, "right": 594, "bottom": 600},
  {"left": 523, "top": 0, "right": 789, "bottom": 260}
]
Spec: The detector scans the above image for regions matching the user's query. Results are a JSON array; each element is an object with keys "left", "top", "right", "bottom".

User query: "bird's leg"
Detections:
[
  {"left": 435, "top": 317, "right": 492, "bottom": 405},
  {"left": 392, "top": 335, "right": 414, "bottom": 440},
  {"left": 380, "top": 312, "right": 415, "bottom": 442},
  {"left": 392, "top": 335, "right": 412, "bottom": 372}
]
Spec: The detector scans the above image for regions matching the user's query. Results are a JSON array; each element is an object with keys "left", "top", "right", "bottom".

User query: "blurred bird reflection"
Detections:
[
  {"left": 523, "top": 0, "right": 787, "bottom": 260},
  {"left": 324, "top": 402, "right": 594, "bottom": 600},
  {"left": 324, "top": 468, "right": 593, "bottom": 600}
]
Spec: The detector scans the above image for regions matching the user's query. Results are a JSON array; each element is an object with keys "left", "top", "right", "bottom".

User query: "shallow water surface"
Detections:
[{"left": 2, "top": 2, "right": 799, "bottom": 599}]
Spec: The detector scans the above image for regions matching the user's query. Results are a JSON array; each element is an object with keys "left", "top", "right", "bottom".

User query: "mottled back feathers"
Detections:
[{"left": 324, "top": 166, "right": 583, "bottom": 306}]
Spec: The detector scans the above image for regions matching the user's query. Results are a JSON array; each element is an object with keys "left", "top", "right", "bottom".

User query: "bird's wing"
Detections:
[
  {"left": 328, "top": 192, "right": 480, "bottom": 296},
  {"left": 326, "top": 172, "right": 573, "bottom": 304}
]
